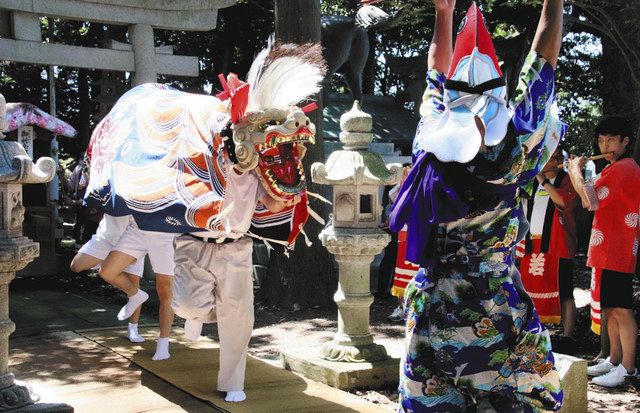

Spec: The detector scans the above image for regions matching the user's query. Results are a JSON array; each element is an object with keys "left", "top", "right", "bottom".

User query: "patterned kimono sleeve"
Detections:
[
  {"left": 413, "top": 70, "right": 446, "bottom": 160},
  {"left": 504, "top": 51, "right": 568, "bottom": 197}
]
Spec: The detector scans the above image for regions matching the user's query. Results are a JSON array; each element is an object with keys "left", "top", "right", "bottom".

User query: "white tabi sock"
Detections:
[
  {"left": 127, "top": 323, "right": 145, "bottom": 343},
  {"left": 184, "top": 319, "right": 203, "bottom": 341},
  {"left": 152, "top": 337, "right": 170, "bottom": 361},
  {"left": 117, "top": 289, "right": 149, "bottom": 321},
  {"left": 225, "top": 390, "right": 246, "bottom": 402}
]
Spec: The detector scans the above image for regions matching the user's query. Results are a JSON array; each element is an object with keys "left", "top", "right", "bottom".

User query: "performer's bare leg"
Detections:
[
  {"left": 152, "top": 273, "right": 174, "bottom": 361},
  {"left": 100, "top": 250, "right": 149, "bottom": 320},
  {"left": 593, "top": 313, "right": 610, "bottom": 363},
  {"left": 70, "top": 253, "right": 101, "bottom": 273},
  {"left": 607, "top": 308, "right": 637, "bottom": 372},
  {"left": 561, "top": 297, "right": 577, "bottom": 338}
]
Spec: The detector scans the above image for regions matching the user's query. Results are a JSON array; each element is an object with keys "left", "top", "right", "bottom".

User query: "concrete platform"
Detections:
[{"left": 281, "top": 347, "right": 399, "bottom": 391}]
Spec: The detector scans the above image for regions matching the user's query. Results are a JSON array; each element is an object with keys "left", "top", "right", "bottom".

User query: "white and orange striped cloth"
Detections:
[{"left": 590, "top": 267, "right": 603, "bottom": 334}]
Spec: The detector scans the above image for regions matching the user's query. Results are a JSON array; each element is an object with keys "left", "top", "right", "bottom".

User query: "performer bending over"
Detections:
[
  {"left": 82, "top": 38, "right": 325, "bottom": 402},
  {"left": 390, "top": 0, "right": 566, "bottom": 411}
]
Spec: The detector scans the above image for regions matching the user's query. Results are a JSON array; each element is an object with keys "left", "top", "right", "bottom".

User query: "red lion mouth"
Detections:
[{"left": 256, "top": 126, "right": 315, "bottom": 199}]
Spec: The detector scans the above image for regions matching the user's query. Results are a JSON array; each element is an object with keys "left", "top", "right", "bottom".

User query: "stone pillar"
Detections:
[
  {"left": 280, "top": 101, "right": 403, "bottom": 391},
  {"left": 311, "top": 101, "right": 402, "bottom": 362},
  {"left": 11, "top": 11, "right": 42, "bottom": 42},
  {"left": 0, "top": 94, "right": 71, "bottom": 411},
  {"left": 129, "top": 23, "right": 157, "bottom": 86},
  {"left": 0, "top": 182, "right": 38, "bottom": 410},
  {"left": 319, "top": 228, "right": 390, "bottom": 361}
]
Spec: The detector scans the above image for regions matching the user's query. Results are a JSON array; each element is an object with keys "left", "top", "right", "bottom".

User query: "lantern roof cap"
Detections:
[{"left": 312, "top": 101, "right": 402, "bottom": 186}]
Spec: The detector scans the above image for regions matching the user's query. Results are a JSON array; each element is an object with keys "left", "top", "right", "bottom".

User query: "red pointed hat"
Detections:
[
  {"left": 447, "top": 1, "right": 503, "bottom": 90},
  {"left": 416, "top": 2, "right": 510, "bottom": 163}
]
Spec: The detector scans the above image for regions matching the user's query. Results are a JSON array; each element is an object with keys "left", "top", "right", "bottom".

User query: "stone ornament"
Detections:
[
  {"left": 0, "top": 95, "right": 56, "bottom": 185},
  {"left": 0, "top": 92, "right": 57, "bottom": 411},
  {"left": 320, "top": 227, "right": 390, "bottom": 257},
  {"left": 311, "top": 100, "right": 401, "bottom": 363}
]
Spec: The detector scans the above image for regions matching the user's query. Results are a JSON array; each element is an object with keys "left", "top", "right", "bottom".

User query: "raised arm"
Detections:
[
  {"left": 566, "top": 156, "right": 591, "bottom": 209},
  {"left": 531, "top": 0, "right": 564, "bottom": 69},
  {"left": 428, "top": 0, "right": 456, "bottom": 73}
]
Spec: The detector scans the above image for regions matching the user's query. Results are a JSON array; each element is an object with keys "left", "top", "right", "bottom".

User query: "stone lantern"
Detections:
[
  {"left": 0, "top": 93, "right": 70, "bottom": 411},
  {"left": 311, "top": 101, "right": 402, "bottom": 363}
]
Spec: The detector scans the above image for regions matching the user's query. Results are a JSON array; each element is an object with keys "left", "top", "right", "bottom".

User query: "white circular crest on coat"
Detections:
[
  {"left": 596, "top": 186, "right": 609, "bottom": 200},
  {"left": 624, "top": 212, "right": 639, "bottom": 228},
  {"left": 589, "top": 229, "right": 604, "bottom": 247}
]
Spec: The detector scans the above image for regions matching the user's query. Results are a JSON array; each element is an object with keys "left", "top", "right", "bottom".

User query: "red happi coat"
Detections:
[
  {"left": 587, "top": 158, "right": 640, "bottom": 273},
  {"left": 519, "top": 171, "right": 579, "bottom": 324},
  {"left": 523, "top": 171, "right": 579, "bottom": 259},
  {"left": 588, "top": 158, "right": 640, "bottom": 334}
]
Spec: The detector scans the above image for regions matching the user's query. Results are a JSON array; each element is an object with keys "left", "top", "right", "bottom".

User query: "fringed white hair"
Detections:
[{"left": 246, "top": 42, "right": 326, "bottom": 111}]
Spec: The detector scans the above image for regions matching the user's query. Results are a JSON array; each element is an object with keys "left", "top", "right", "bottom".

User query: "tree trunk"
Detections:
[{"left": 259, "top": 0, "right": 337, "bottom": 309}]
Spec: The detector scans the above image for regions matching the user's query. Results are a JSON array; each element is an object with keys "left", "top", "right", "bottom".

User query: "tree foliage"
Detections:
[{"left": 1, "top": 0, "right": 639, "bottom": 306}]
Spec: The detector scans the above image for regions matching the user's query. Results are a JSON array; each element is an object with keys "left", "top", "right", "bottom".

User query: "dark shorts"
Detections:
[
  {"left": 601, "top": 269, "right": 634, "bottom": 309},
  {"left": 558, "top": 258, "right": 574, "bottom": 300}
]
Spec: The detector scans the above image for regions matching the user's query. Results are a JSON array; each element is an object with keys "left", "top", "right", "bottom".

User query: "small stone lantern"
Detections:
[{"left": 311, "top": 101, "right": 402, "bottom": 362}]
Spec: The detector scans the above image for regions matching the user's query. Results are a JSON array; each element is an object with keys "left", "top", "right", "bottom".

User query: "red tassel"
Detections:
[
  {"left": 229, "top": 83, "right": 250, "bottom": 123},
  {"left": 215, "top": 73, "right": 250, "bottom": 123},
  {"left": 301, "top": 102, "right": 318, "bottom": 113}
]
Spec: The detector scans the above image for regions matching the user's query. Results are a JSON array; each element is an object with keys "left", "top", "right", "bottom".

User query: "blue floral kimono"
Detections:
[{"left": 391, "top": 52, "right": 567, "bottom": 412}]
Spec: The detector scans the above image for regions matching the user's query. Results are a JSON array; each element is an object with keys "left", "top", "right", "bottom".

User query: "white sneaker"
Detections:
[
  {"left": 587, "top": 357, "right": 615, "bottom": 377},
  {"left": 592, "top": 364, "right": 629, "bottom": 388}
]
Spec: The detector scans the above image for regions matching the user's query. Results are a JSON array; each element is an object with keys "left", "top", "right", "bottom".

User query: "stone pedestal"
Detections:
[
  {"left": 319, "top": 227, "right": 390, "bottom": 362},
  {"left": 555, "top": 353, "right": 588, "bottom": 413},
  {"left": 281, "top": 347, "right": 399, "bottom": 391}
]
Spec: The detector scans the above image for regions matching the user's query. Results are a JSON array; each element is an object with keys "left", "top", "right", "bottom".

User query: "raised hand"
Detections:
[
  {"left": 434, "top": 0, "right": 456, "bottom": 13},
  {"left": 567, "top": 155, "right": 586, "bottom": 179}
]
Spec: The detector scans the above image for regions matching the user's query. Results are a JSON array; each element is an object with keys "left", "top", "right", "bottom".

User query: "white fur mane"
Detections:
[{"left": 246, "top": 42, "right": 325, "bottom": 111}]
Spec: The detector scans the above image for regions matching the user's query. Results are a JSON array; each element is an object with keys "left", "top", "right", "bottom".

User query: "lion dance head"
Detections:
[{"left": 216, "top": 42, "right": 326, "bottom": 204}]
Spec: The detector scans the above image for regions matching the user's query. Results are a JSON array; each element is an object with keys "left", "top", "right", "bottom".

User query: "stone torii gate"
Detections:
[
  {"left": 0, "top": 0, "right": 237, "bottom": 86},
  {"left": 0, "top": 0, "right": 237, "bottom": 258}
]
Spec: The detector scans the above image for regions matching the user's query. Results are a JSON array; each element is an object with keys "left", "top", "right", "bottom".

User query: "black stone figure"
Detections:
[{"left": 321, "top": 0, "right": 404, "bottom": 102}]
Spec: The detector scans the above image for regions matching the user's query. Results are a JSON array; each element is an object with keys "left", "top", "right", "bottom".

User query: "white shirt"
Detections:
[
  {"left": 528, "top": 176, "right": 556, "bottom": 236},
  {"left": 190, "top": 165, "right": 266, "bottom": 239}
]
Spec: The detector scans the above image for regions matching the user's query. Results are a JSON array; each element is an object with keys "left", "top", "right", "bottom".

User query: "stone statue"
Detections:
[{"left": 321, "top": 0, "right": 404, "bottom": 102}]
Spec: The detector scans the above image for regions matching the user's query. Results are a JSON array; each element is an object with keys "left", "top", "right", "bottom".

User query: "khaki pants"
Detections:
[{"left": 172, "top": 235, "right": 254, "bottom": 392}]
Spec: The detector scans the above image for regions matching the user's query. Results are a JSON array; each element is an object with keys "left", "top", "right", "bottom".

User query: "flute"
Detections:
[{"left": 557, "top": 152, "right": 613, "bottom": 169}]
